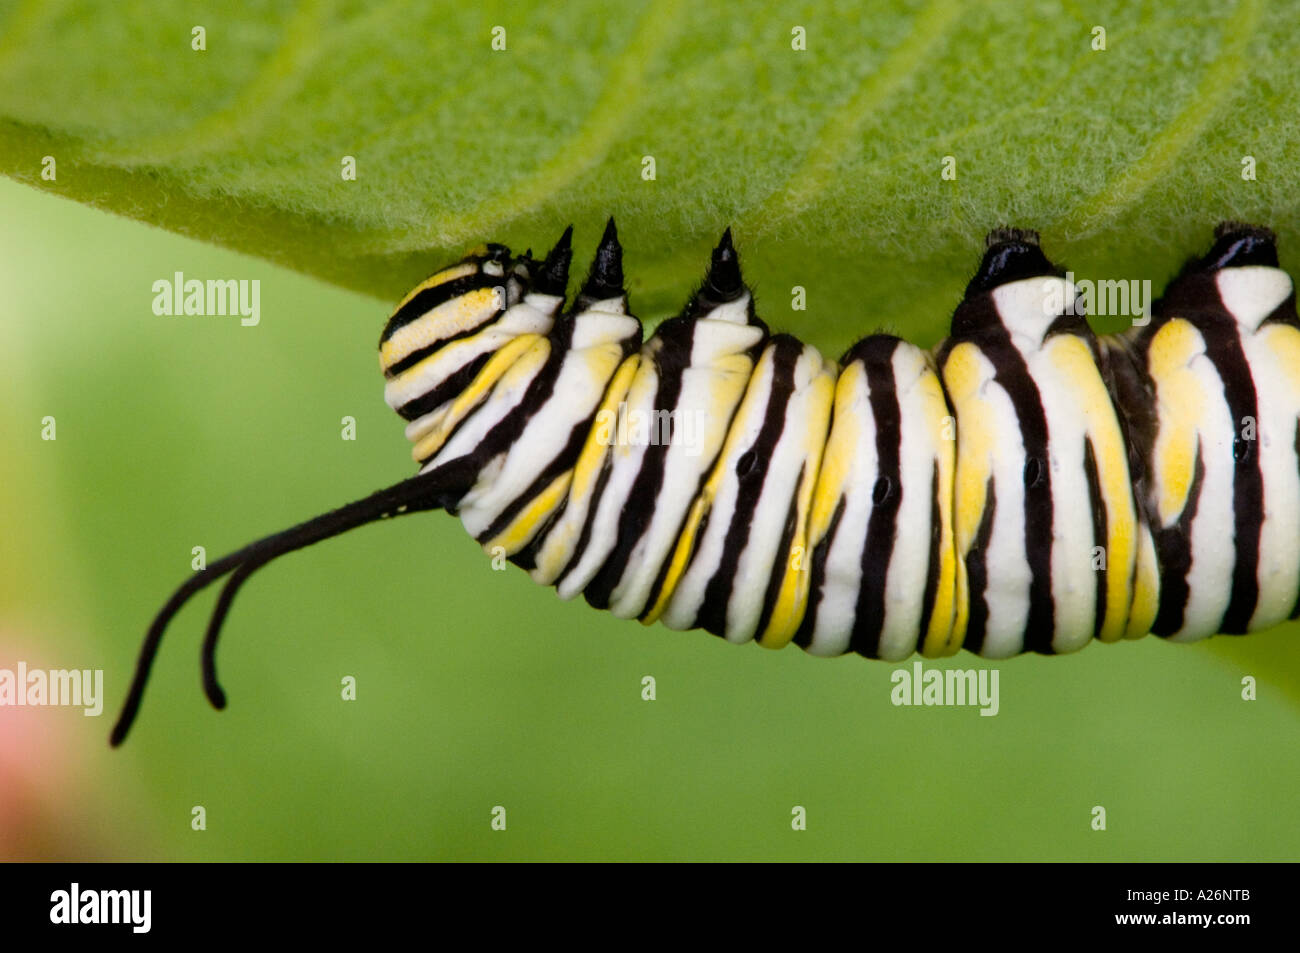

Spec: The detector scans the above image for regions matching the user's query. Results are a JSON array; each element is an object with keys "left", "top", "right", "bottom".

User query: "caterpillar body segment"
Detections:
[
  {"left": 110, "top": 220, "right": 1300, "bottom": 745},
  {"left": 565, "top": 234, "right": 769, "bottom": 618},
  {"left": 937, "top": 238, "right": 1151, "bottom": 660},
  {"left": 1132, "top": 226, "right": 1300, "bottom": 641},
  {"left": 796, "top": 336, "right": 964, "bottom": 660},
  {"left": 655, "top": 333, "right": 837, "bottom": 648}
]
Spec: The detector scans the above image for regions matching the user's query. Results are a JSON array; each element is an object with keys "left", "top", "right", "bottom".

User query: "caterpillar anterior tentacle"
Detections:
[{"left": 111, "top": 219, "right": 1300, "bottom": 745}]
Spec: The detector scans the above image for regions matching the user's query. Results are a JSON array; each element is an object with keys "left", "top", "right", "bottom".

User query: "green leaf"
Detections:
[{"left": 1, "top": 0, "right": 1296, "bottom": 353}]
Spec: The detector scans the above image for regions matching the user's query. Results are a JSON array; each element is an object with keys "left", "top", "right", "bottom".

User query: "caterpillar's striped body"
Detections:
[{"left": 111, "top": 221, "right": 1300, "bottom": 745}]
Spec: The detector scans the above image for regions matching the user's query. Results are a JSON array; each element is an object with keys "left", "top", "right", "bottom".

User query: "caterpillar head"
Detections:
[{"left": 379, "top": 227, "right": 588, "bottom": 378}]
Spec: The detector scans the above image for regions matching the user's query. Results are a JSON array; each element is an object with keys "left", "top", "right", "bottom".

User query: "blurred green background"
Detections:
[
  {"left": 2, "top": 177, "right": 1298, "bottom": 860},
  {"left": 1, "top": 0, "right": 1298, "bottom": 861}
]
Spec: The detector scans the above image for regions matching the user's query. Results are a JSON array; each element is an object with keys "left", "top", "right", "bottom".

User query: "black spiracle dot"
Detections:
[
  {"left": 736, "top": 450, "right": 757, "bottom": 478},
  {"left": 1024, "top": 457, "right": 1045, "bottom": 488},
  {"left": 872, "top": 476, "right": 892, "bottom": 505}
]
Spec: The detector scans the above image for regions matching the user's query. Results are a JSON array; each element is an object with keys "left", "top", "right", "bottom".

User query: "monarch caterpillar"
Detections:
[{"left": 110, "top": 220, "right": 1300, "bottom": 745}]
